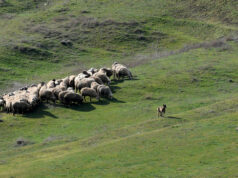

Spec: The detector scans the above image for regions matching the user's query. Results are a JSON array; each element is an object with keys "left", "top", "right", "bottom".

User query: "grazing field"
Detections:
[{"left": 0, "top": 0, "right": 238, "bottom": 177}]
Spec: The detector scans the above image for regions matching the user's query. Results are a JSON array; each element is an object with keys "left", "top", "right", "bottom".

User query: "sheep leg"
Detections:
[
  {"left": 157, "top": 112, "right": 160, "bottom": 118},
  {"left": 113, "top": 71, "right": 116, "bottom": 80}
]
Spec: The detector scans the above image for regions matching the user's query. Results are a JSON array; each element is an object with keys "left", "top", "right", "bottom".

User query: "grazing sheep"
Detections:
[
  {"left": 39, "top": 85, "right": 56, "bottom": 103},
  {"left": 58, "top": 91, "right": 69, "bottom": 104},
  {"left": 80, "top": 87, "right": 99, "bottom": 102},
  {"left": 55, "top": 79, "right": 63, "bottom": 86},
  {"left": 50, "top": 86, "right": 65, "bottom": 99},
  {"left": 12, "top": 99, "right": 31, "bottom": 115},
  {"left": 0, "top": 98, "right": 5, "bottom": 111},
  {"left": 91, "top": 82, "right": 100, "bottom": 92},
  {"left": 90, "top": 76, "right": 103, "bottom": 85},
  {"left": 47, "top": 79, "right": 56, "bottom": 88},
  {"left": 97, "top": 85, "right": 113, "bottom": 99},
  {"left": 64, "top": 92, "right": 83, "bottom": 105},
  {"left": 157, "top": 104, "right": 167, "bottom": 117},
  {"left": 93, "top": 72, "right": 111, "bottom": 85},
  {"left": 62, "top": 77, "right": 70, "bottom": 87},
  {"left": 112, "top": 62, "right": 132, "bottom": 80},
  {"left": 69, "top": 75, "right": 76, "bottom": 88},
  {"left": 5, "top": 100, "right": 12, "bottom": 113},
  {"left": 75, "top": 78, "right": 95, "bottom": 93},
  {"left": 59, "top": 81, "right": 67, "bottom": 91},
  {"left": 67, "top": 87, "right": 75, "bottom": 93},
  {"left": 20, "top": 86, "right": 28, "bottom": 91},
  {"left": 98, "top": 67, "right": 113, "bottom": 78},
  {"left": 87, "top": 68, "right": 98, "bottom": 76},
  {"left": 2, "top": 95, "right": 13, "bottom": 113}
]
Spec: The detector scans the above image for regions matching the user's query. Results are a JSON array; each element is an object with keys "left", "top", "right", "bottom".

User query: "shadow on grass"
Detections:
[
  {"left": 111, "top": 97, "right": 125, "bottom": 103},
  {"left": 92, "top": 97, "right": 125, "bottom": 105},
  {"left": 54, "top": 102, "right": 96, "bottom": 112},
  {"left": 110, "top": 85, "right": 121, "bottom": 93},
  {"left": 111, "top": 77, "right": 139, "bottom": 84},
  {"left": 24, "top": 104, "right": 58, "bottom": 119},
  {"left": 166, "top": 116, "right": 183, "bottom": 120},
  {"left": 22, "top": 95, "right": 124, "bottom": 118}
]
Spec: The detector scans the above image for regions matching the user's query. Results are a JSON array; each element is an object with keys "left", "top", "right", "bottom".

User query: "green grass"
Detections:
[{"left": 0, "top": 0, "right": 238, "bottom": 177}]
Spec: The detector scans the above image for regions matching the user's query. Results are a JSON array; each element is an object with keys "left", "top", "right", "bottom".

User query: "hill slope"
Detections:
[{"left": 0, "top": 0, "right": 238, "bottom": 177}]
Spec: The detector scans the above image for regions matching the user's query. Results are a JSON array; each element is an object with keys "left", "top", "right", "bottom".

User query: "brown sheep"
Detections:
[
  {"left": 47, "top": 79, "right": 56, "bottom": 88},
  {"left": 157, "top": 104, "right": 167, "bottom": 117},
  {"left": 75, "top": 78, "right": 95, "bottom": 93},
  {"left": 12, "top": 99, "right": 31, "bottom": 115},
  {"left": 98, "top": 68, "right": 113, "bottom": 78},
  {"left": 97, "top": 85, "right": 113, "bottom": 99},
  {"left": 69, "top": 75, "right": 76, "bottom": 88},
  {"left": 62, "top": 77, "right": 70, "bottom": 87},
  {"left": 90, "top": 76, "right": 103, "bottom": 85},
  {"left": 93, "top": 72, "right": 111, "bottom": 85},
  {"left": 39, "top": 85, "right": 56, "bottom": 103},
  {"left": 91, "top": 82, "right": 100, "bottom": 92},
  {"left": 112, "top": 62, "right": 132, "bottom": 80},
  {"left": 58, "top": 91, "right": 69, "bottom": 104},
  {"left": 80, "top": 87, "right": 99, "bottom": 102},
  {"left": 87, "top": 68, "right": 98, "bottom": 76},
  {"left": 2, "top": 95, "right": 13, "bottom": 113},
  {"left": 50, "top": 86, "right": 65, "bottom": 100},
  {"left": 0, "top": 98, "right": 5, "bottom": 111},
  {"left": 64, "top": 92, "right": 83, "bottom": 105}
]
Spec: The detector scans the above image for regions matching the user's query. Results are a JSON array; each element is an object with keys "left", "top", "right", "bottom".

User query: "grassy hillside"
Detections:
[{"left": 0, "top": 0, "right": 238, "bottom": 177}]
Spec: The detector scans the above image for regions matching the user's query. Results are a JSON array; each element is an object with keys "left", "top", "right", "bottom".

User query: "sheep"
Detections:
[
  {"left": 27, "top": 94, "right": 39, "bottom": 109},
  {"left": 98, "top": 67, "right": 113, "bottom": 78},
  {"left": 39, "top": 85, "right": 56, "bottom": 103},
  {"left": 47, "top": 79, "right": 56, "bottom": 88},
  {"left": 4, "top": 99, "right": 13, "bottom": 113},
  {"left": 63, "top": 92, "right": 83, "bottom": 105},
  {"left": 59, "top": 81, "right": 67, "bottom": 91},
  {"left": 91, "top": 82, "right": 100, "bottom": 92},
  {"left": 0, "top": 98, "right": 5, "bottom": 111},
  {"left": 87, "top": 68, "right": 98, "bottom": 76},
  {"left": 112, "top": 62, "right": 132, "bottom": 80},
  {"left": 12, "top": 99, "right": 31, "bottom": 115},
  {"left": 67, "top": 87, "right": 75, "bottom": 93},
  {"left": 20, "top": 86, "right": 28, "bottom": 91},
  {"left": 93, "top": 72, "right": 111, "bottom": 85},
  {"left": 97, "top": 85, "right": 113, "bottom": 99},
  {"left": 69, "top": 75, "right": 76, "bottom": 88},
  {"left": 157, "top": 104, "right": 167, "bottom": 117},
  {"left": 75, "top": 78, "right": 95, "bottom": 93},
  {"left": 55, "top": 79, "right": 63, "bottom": 86},
  {"left": 90, "top": 76, "right": 103, "bottom": 85},
  {"left": 58, "top": 91, "right": 69, "bottom": 104},
  {"left": 80, "top": 87, "right": 99, "bottom": 102},
  {"left": 25, "top": 86, "right": 40, "bottom": 108},
  {"left": 62, "top": 77, "right": 70, "bottom": 87},
  {"left": 2, "top": 95, "right": 13, "bottom": 113},
  {"left": 50, "top": 86, "right": 65, "bottom": 100}
]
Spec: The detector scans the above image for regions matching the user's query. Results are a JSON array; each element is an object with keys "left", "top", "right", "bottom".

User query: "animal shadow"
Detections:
[
  {"left": 24, "top": 103, "right": 58, "bottom": 119},
  {"left": 54, "top": 102, "right": 96, "bottom": 112},
  {"left": 166, "top": 116, "right": 183, "bottom": 120}
]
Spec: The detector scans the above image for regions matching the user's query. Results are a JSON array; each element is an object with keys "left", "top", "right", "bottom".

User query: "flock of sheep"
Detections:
[{"left": 0, "top": 62, "right": 133, "bottom": 115}]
